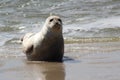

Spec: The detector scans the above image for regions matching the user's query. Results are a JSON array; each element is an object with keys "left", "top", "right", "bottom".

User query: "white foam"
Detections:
[{"left": 64, "top": 17, "right": 120, "bottom": 31}]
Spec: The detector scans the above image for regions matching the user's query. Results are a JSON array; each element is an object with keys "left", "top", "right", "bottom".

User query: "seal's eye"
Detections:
[
  {"left": 50, "top": 19, "right": 53, "bottom": 22},
  {"left": 58, "top": 19, "right": 62, "bottom": 23}
]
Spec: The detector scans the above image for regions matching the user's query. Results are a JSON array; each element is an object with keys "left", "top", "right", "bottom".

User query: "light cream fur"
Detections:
[{"left": 21, "top": 16, "right": 64, "bottom": 62}]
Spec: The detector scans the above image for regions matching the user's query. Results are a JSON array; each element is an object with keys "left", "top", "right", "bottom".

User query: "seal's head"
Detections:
[{"left": 44, "top": 16, "right": 62, "bottom": 32}]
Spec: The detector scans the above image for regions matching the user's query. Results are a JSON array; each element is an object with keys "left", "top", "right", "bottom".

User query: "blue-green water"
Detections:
[
  {"left": 0, "top": 0, "right": 120, "bottom": 63},
  {"left": 1, "top": 0, "right": 120, "bottom": 52},
  {"left": 0, "top": 0, "right": 120, "bottom": 37}
]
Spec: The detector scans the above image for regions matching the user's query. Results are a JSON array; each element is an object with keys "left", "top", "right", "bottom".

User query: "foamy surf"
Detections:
[{"left": 64, "top": 17, "right": 120, "bottom": 37}]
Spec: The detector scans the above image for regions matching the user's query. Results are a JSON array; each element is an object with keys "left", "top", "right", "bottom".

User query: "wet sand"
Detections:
[{"left": 0, "top": 42, "right": 120, "bottom": 80}]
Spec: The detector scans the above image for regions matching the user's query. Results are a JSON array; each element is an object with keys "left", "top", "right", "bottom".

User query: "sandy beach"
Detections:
[{"left": 0, "top": 41, "right": 120, "bottom": 80}]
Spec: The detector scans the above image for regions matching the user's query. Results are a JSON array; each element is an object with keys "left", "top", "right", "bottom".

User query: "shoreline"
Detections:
[{"left": 0, "top": 41, "right": 120, "bottom": 80}]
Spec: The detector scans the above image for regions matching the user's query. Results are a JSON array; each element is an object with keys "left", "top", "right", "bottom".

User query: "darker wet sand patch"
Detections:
[{"left": 0, "top": 42, "right": 120, "bottom": 80}]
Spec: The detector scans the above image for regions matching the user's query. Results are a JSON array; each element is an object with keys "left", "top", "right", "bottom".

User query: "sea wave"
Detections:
[{"left": 64, "top": 17, "right": 120, "bottom": 37}]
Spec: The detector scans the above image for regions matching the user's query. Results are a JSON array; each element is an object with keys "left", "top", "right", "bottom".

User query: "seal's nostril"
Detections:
[
  {"left": 56, "top": 22, "right": 59, "bottom": 25},
  {"left": 55, "top": 22, "right": 61, "bottom": 26}
]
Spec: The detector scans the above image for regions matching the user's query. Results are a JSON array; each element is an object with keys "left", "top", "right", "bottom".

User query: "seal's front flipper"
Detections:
[{"left": 23, "top": 45, "right": 33, "bottom": 55}]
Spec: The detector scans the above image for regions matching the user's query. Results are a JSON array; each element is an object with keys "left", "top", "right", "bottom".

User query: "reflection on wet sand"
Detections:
[
  {"left": 26, "top": 61, "right": 65, "bottom": 80},
  {"left": 0, "top": 41, "right": 120, "bottom": 80},
  {"left": 0, "top": 58, "right": 65, "bottom": 80}
]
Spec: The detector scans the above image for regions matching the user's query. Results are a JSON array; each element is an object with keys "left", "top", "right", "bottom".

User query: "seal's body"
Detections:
[{"left": 21, "top": 16, "right": 64, "bottom": 62}]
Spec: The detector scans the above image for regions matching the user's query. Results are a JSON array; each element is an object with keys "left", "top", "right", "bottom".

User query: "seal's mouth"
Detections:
[
  {"left": 53, "top": 23, "right": 61, "bottom": 30},
  {"left": 56, "top": 26, "right": 61, "bottom": 30},
  {"left": 55, "top": 26, "right": 61, "bottom": 30}
]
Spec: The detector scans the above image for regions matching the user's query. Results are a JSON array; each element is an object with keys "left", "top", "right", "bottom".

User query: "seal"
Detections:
[{"left": 21, "top": 16, "right": 64, "bottom": 62}]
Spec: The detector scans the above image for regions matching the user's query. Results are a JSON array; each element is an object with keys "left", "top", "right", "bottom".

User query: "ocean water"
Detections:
[
  {"left": 1, "top": 0, "right": 120, "bottom": 37},
  {"left": 0, "top": 0, "right": 120, "bottom": 54}
]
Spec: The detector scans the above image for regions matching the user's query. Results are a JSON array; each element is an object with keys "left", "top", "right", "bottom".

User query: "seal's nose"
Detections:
[{"left": 55, "top": 22, "right": 59, "bottom": 25}]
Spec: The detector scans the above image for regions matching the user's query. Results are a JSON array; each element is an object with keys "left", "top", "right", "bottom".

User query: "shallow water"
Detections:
[
  {"left": 0, "top": 0, "right": 120, "bottom": 80},
  {"left": 0, "top": 42, "right": 120, "bottom": 80},
  {"left": 0, "top": 0, "right": 120, "bottom": 38}
]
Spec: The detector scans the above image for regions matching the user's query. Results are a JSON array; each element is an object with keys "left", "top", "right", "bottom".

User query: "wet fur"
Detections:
[{"left": 21, "top": 16, "right": 64, "bottom": 62}]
